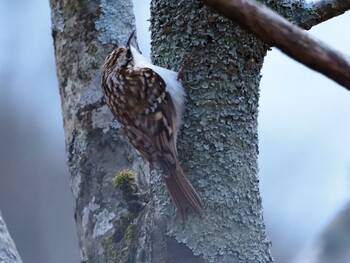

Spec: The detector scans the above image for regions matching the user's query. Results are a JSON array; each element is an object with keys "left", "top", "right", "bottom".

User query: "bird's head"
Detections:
[{"left": 103, "top": 30, "right": 136, "bottom": 71}]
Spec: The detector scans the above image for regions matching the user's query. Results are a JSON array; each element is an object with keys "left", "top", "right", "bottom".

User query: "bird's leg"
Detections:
[{"left": 177, "top": 55, "right": 192, "bottom": 81}]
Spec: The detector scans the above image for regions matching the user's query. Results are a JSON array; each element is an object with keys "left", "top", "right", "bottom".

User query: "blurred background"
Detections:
[{"left": 0, "top": 1, "right": 349, "bottom": 262}]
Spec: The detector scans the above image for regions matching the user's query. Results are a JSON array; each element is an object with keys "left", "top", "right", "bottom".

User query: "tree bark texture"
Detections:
[
  {"left": 0, "top": 211, "right": 22, "bottom": 263},
  {"left": 49, "top": 0, "right": 348, "bottom": 262},
  {"left": 49, "top": 1, "right": 150, "bottom": 262},
  {"left": 150, "top": 1, "right": 272, "bottom": 262}
]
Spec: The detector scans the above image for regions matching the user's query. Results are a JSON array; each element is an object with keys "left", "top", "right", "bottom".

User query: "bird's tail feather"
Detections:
[{"left": 163, "top": 166, "right": 203, "bottom": 216}]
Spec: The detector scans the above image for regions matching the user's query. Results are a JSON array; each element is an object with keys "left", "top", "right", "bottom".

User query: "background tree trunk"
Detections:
[
  {"left": 294, "top": 201, "right": 350, "bottom": 263},
  {"left": 0, "top": 211, "right": 22, "bottom": 263}
]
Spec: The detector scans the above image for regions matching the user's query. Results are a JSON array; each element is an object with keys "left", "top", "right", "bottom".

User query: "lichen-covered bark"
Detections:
[
  {"left": 0, "top": 210, "right": 22, "bottom": 263},
  {"left": 150, "top": 1, "right": 272, "bottom": 262}
]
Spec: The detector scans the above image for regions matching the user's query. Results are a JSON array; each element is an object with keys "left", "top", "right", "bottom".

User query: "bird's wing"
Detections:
[{"left": 122, "top": 68, "right": 179, "bottom": 175}]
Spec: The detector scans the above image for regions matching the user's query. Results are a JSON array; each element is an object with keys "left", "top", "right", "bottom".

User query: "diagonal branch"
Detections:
[
  {"left": 300, "top": 0, "right": 350, "bottom": 29},
  {"left": 203, "top": 0, "right": 350, "bottom": 90},
  {"left": 274, "top": 0, "right": 350, "bottom": 29}
]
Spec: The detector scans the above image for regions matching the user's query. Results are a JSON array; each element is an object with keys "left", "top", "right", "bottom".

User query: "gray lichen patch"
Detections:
[
  {"left": 82, "top": 197, "right": 100, "bottom": 236},
  {"left": 102, "top": 210, "right": 143, "bottom": 263},
  {"left": 95, "top": 0, "right": 135, "bottom": 45},
  {"left": 93, "top": 209, "right": 116, "bottom": 238},
  {"left": 91, "top": 105, "right": 115, "bottom": 130},
  {"left": 70, "top": 171, "right": 81, "bottom": 199},
  {"left": 50, "top": 2, "right": 65, "bottom": 33}
]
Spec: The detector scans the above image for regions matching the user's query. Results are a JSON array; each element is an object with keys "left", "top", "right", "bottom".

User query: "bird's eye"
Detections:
[{"left": 126, "top": 49, "right": 132, "bottom": 59}]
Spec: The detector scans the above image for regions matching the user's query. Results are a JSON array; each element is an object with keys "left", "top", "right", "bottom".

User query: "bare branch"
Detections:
[
  {"left": 299, "top": 0, "right": 350, "bottom": 29},
  {"left": 273, "top": 0, "right": 350, "bottom": 29},
  {"left": 203, "top": 0, "right": 350, "bottom": 90}
]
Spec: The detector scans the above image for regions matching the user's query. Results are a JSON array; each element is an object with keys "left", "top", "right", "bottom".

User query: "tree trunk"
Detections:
[
  {"left": 49, "top": 1, "right": 149, "bottom": 262},
  {"left": 149, "top": 1, "right": 273, "bottom": 262}
]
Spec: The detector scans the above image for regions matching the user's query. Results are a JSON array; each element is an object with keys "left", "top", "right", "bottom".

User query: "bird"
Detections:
[{"left": 101, "top": 30, "right": 203, "bottom": 216}]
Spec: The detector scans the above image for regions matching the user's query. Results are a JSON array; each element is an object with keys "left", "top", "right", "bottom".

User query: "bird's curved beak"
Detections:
[{"left": 126, "top": 30, "right": 136, "bottom": 47}]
